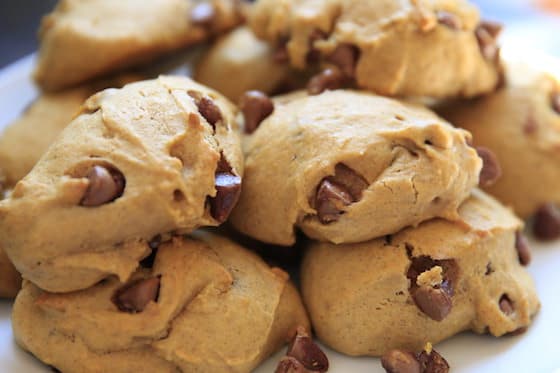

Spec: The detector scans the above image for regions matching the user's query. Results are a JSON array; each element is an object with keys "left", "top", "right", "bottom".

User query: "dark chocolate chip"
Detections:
[
  {"left": 551, "top": 92, "right": 560, "bottom": 115},
  {"left": 505, "top": 326, "right": 528, "bottom": 336},
  {"left": 330, "top": 163, "right": 369, "bottom": 200},
  {"left": 515, "top": 231, "right": 531, "bottom": 266},
  {"left": 437, "top": 11, "right": 462, "bottom": 30},
  {"left": 407, "top": 256, "right": 458, "bottom": 322},
  {"left": 286, "top": 327, "right": 329, "bottom": 372},
  {"left": 275, "top": 356, "right": 310, "bottom": 373},
  {"left": 417, "top": 348, "right": 450, "bottom": 373},
  {"left": 475, "top": 21, "right": 502, "bottom": 62},
  {"left": 190, "top": 3, "right": 215, "bottom": 27},
  {"left": 533, "top": 203, "right": 560, "bottom": 241},
  {"left": 80, "top": 165, "right": 125, "bottom": 207},
  {"left": 239, "top": 90, "right": 274, "bottom": 134},
  {"left": 112, "top": 277, "right": 160, "bottom": 313},
  {"left": 306, "top": 29, "right": 329, "bottom": 63},
  {"left": 476, "top": 146, "right": 502, "bottom": 187},
  {"left": 412, "top": 286, "right": 453, "bottom": 322},
  {"left": 209, "top": 156, "right": 241, "bottom": 223},
  {"left": 381, "top": 349, "right": 421, "bottom": 373},
  {"left": 326, "top": 44, "right": 359, "bottom": 77},
  {"left": 307, "top": 67, "right": 345, "bottom": 95},
  {"left": 499, "top": 294, "right": 514, "bottom": 316},
  {"left": 196, "top": 96, "right": 223, "bottom": 128}
]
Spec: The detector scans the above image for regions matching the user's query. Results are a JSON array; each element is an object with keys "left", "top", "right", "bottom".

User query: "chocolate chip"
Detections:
[
  {"left": 306, "top": 29, "right": 328, "bottom": 63},
  {"left": 307, "top": 67, "right": 345, "bottom": 95},
  {"left": 499, "top": 294, "right": 514, "bottom": 316},
  {"left": 80, "top": 165, "right": 125, "bottom": 207},
  {"left": 533, "top": 203, "right": 560, "bottom": 241},
  {"left": 326, "top": 44, "right": 359, "bottom": 77},
  {"left": 314, "top": 164, "right": 368, "bottom": 224},
  {"left": 275, "top": 356, "right": 310, "bottom": 373},
  {"left": 506, "top": 326, "right": 528, "bottom": 336},
  {"left": 515, "top": 231, "right": 531, "bottom": 266},
  {"left": 412, "top": 286, "right": 453, "bottom": 322},
  {"left": 239, "top": 91, "right": 274, "bottom": 134},
  {"left": 112, "top": 277, "right": 160, "bottom": 313},
  {"left": 437, "top": 11, "right": 462, "bottom": 30},
  {"left": 196, "top": 97, "right": 222, "bottom": 128},
  {"left": 476, "top": 146, "right": 502, "bottom": 187},
  {"left": 475, "top": 21, "right": 502, "bottom": 62},
  {"left": 407, "top": 256, "right": 458, "bottom": 322},
  {"left": 551, "top": 92, "right": 560, "bottom": 115},
  {"left": 381, "top": 350, "right": 421, "bottom": 373},
  {"left": 190, "top": 3, "right": 215, "bottom": 27},
  {"left": 209, "top": 156, "right": 241, "bottom": 223},
  {"left": 286, "top": 327, "right": 329, "bottom": 372},
  {"left": 417, "top": 349, "right": 450, "bottom": 373}
]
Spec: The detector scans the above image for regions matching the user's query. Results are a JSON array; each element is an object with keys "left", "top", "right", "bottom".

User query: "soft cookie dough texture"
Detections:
[
  {"left": 35, "top": 0, "right": 242, "bottom": 91},
  {"left": 230, "top": 90, "right": 481, "bottom": 245},
  {"left": 250, "top": 0, "right": 502, "bottom": 98},
  {"left": 196, "top": 27, "right": 297, "bottom": 102},
  {"left": 439, "top": 62, "right": 560, "bottom": 218},
  {"left": 302, "top": 190, "right": 540, "bottom": 356},
  {"left": 0, "top": 76, "right": 243, "bottom": 293},
  {"left": 13, "top": 233, "right": 310, "bottom": 373}
]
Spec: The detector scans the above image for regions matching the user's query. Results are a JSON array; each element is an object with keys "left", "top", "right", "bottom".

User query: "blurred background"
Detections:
[{"left": 0, "top": 0, "right": 558, "bottom": 68}]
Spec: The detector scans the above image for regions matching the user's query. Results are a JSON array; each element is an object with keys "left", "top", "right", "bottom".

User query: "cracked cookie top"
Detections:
[
  {"left": 0, "top": 76, "right": 243, "bottom": 292},
  {"left": 249, "top": 0, "right": 503, "bottom": 98},
  {"left": 230, "top": 89, "right": 482, "bottom": 245},
  {"left": 12, "top": 233, "right": 309, "bottom": 373}
]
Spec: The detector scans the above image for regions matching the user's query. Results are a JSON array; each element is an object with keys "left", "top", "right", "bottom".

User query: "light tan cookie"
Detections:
[
  {"left": 12, "top": 233, "right": 310, "bottom": 373},
  {"left": 249, "top": 0, "right": 502, "bottom": 98},
  {"left": 230, "top": 90, "right": 482, "bottom": 245},
  {"left": 438, "top": 61, "right": 560, "bottom": 219},
  {"left": 35, "top": 0, "right": 242, "bottom": 91},
  {"left": 0, "top": 76, "right": 243, "bottom": 292},
  {"left": 195, "top": 26, "right": 305, "bottom": 102},
  {"left": 301, "top": 190, "right": 540, "bottom": 357},
  {"left": 0, "top": 174, "right": 21, "bottom": 298}
]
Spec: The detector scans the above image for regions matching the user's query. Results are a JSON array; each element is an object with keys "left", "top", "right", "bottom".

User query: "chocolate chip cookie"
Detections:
[
  {"left": 230, "top": 90, "right": 482, "bottom": 245},
  {"left": 196, "top": 26, "right": 307, "bottom": 102},
  {"left": 0, "top": 76, "right": 243, "bottom": 292},
  {"left": 249, "top": 0, "right": 503, "bottom": 98},
  {"left": 439, "top": 60, "right": 560, "bottom": 221},
  {"left": 35, "top": 0, "right": 242, "bottom": 91},
  {"left": 301, "top": 189, "right": 540, "bottom": 356},
  {"left": 12, "top": 233, "right": 309, "bottom": 373}
]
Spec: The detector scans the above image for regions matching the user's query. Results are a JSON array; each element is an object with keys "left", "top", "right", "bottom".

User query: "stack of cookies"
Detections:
[{"left": 0, "top": 0, "right": 557, "bottom": 372}]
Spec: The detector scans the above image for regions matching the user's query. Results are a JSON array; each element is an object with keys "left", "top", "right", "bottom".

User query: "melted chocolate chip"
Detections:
[
  {"left": 306, "top": 29, "right": 328, "bottom": 63},
  {"left": 112, "top": 277, "right": 160, "bottom": 313},
  {"left": 196, "top": 96, "right": 223, "bottom": 128},
  {"left": 190, "top": 3, "right": 215, "bottom": 27},
  {"left": 307, "top": 67, "right": 345, "bottom": 95},
  {"left": 499, "top": 294, "right": 514, "bottom": 316},
  {"left": 381, "top": 350, "right": 421, "bottom": 373},
  {"left": 436, "top": 11, "right": 462, "bottom": 30},
  {"left": 475, "top": 20, "right": 502, "bottom": 62},
  {"left": 314, "top": 164, "right": 368, "bottom": 224},
  {"left": 80, "top": 165, "right": 125, "bottom": 207},
  {"left": 286, "top": 328, "right": 329, "bottom": 372},
  {"left": 209, "top": 156, "right": 241, "bottom": 223},
  {"left": 326, "top": 44, "right": 360, "bottom": 77},
  {"left": 476, "top": 146, "right": 502, "bottom": 187},
  {"left": 515, "top": 231, "right": 531, "bottom": 266},
  {"left": 417, "top": 349, "right": 450, "bottom": 373},
  {"left": 407, "top": 256, "right": 458, "bottom": 322},
  {"left": 239, "top": 91, "right": 274, "bottom": 134},
  {"left": 275, "top": 356, "right": 309, "bottom": 373},
  {"left": 533, "top": 203, "right": 560, "bottom": 241},
  {"left": 551, "top": 92, "right": 560, "bottom": 115}
]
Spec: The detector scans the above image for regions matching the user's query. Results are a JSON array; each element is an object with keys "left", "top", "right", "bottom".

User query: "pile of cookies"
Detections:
[{"left": 0, "top": 0, "right": 558, "bottom": 372}]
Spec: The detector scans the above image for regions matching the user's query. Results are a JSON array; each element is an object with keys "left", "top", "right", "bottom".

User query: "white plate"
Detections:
[{"left": 1, "top": 54, "right": 560, "bottom": 373}]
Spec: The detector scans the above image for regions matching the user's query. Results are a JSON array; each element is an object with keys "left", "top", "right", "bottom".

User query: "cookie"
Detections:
[
  {"left": 12, "top": 233, "right": 310, "bottom": 373},
  {"left": 195, "top": 26, "right": 305, "bottom": 102},
  {"left": 249, "top": 0, "right": 502, "bottom": 98},
  {"left": 0, "top": 76, "right": 243, "bottom": 292},
  {"left": 230, "top": 90, "right": 482, "bottom": 245},
  {"left": 438, "top": 61, "right": 560, "bottom": 219},
  {"left": 0, "top": 173, "right": 21, "bottom": 298},
  {"left": 0, "top": 75, "right": 141, "bottom": 187},
  {"left": 301, "top": 189, "right": 540, "bottom": 356},
  {"left": 35, "top": 0, "right": 242, "bottom": 91}
]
